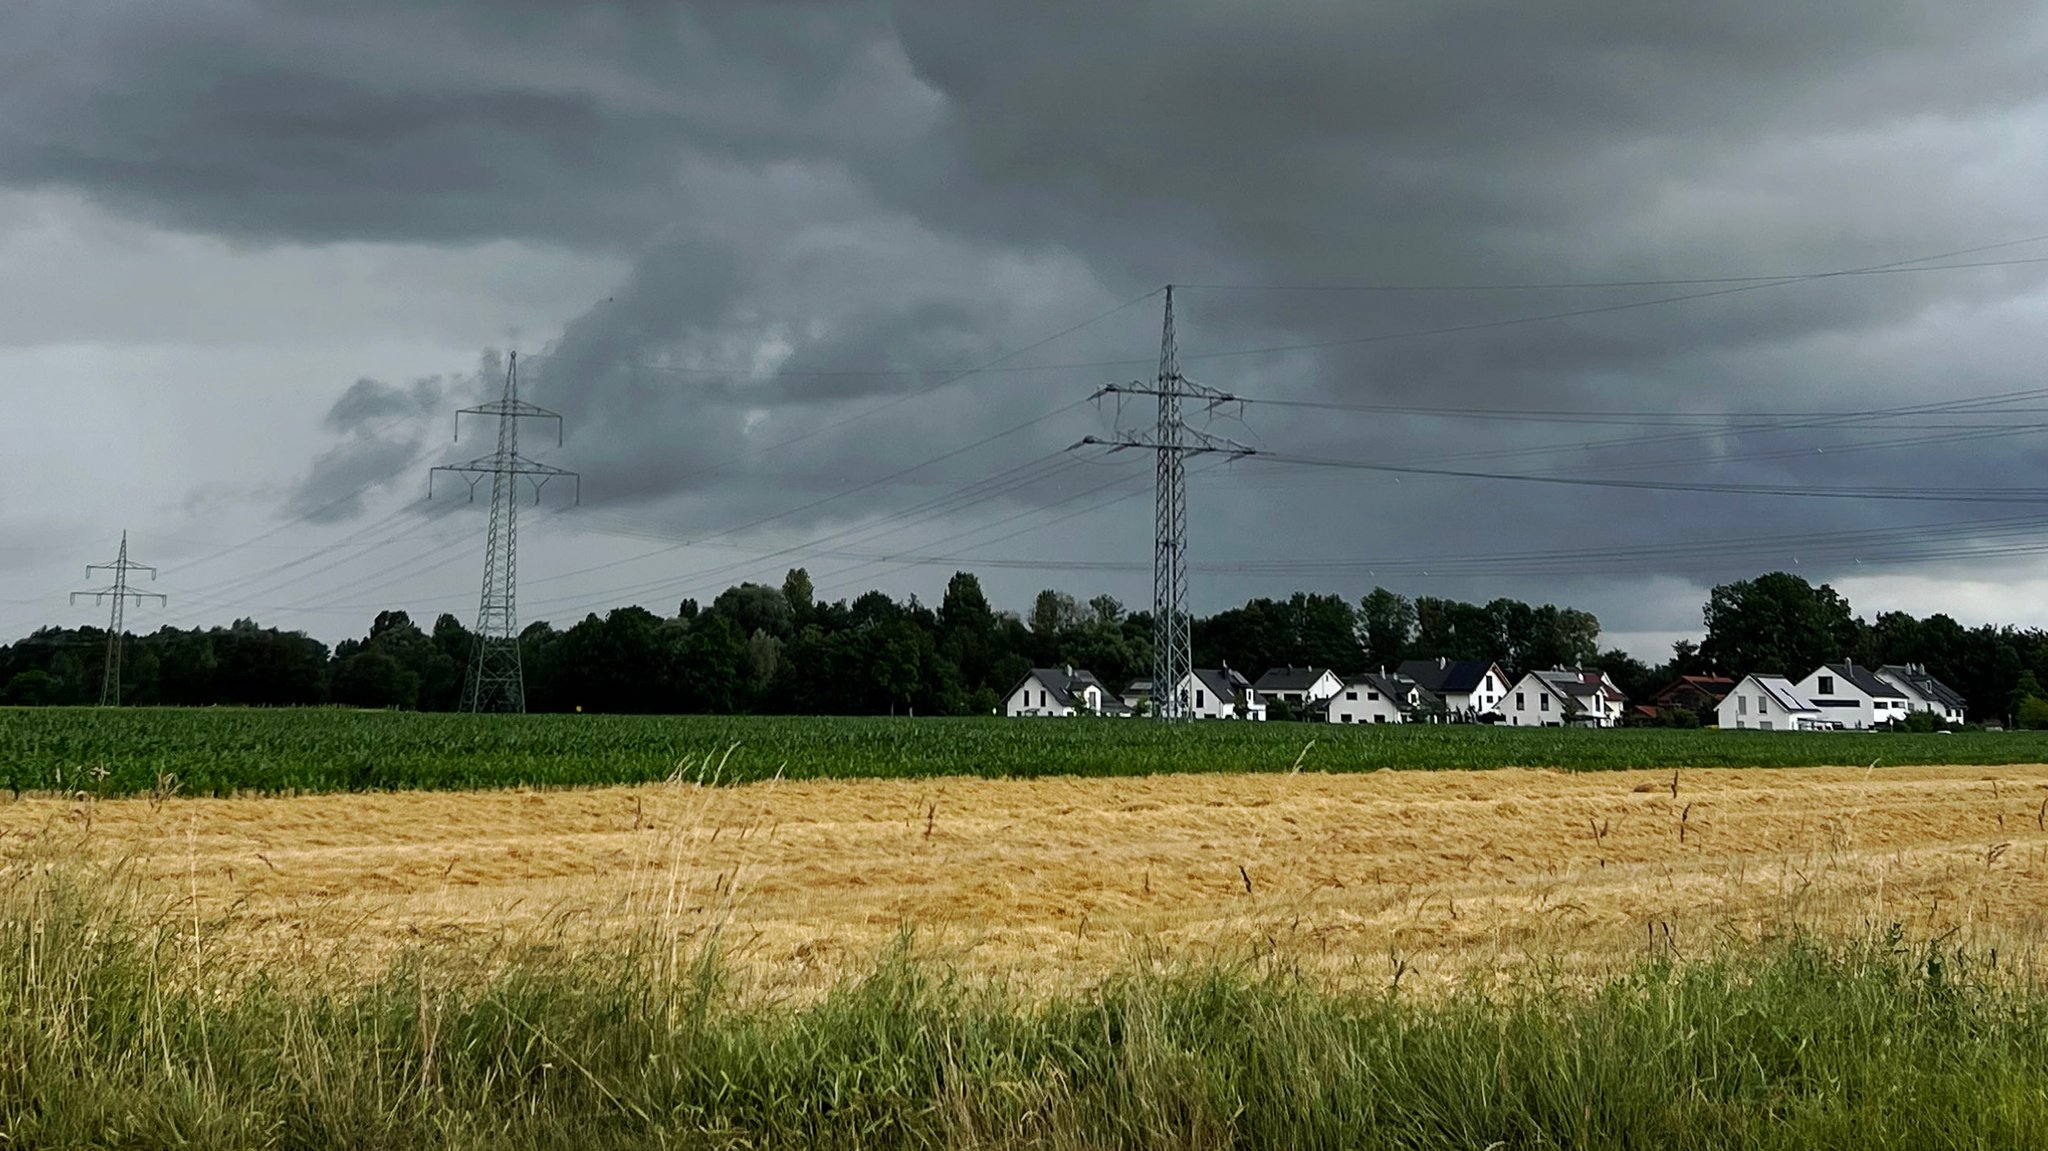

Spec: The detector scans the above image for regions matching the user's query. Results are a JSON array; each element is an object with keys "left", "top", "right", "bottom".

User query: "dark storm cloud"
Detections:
[
  {"left": 16, "top": 1, "right": 2048, "bottom": 628},
  {"left": 0, "top": 1, "right": 905, "bottom": 247},
  {"left": 323, "top": 377, "right": 442, "bottom": 433},
  {"left": 285, "top": 376, "right": 446, "bottom": 522}
]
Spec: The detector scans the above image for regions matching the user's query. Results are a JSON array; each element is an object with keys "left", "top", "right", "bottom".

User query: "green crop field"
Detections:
[{"left": 4, "top": 707, "right": 2047, "bottom": 797}]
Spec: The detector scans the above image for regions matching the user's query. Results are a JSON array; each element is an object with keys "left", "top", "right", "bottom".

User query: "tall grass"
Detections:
[{"left": 5, "top": 875, "right": 2047, "bottom": 1148}]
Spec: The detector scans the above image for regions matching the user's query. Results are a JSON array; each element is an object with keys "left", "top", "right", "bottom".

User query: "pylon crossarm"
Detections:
[
  {"left": 523, "top": 472, "right": 582, "bottom": 505},
  {"left": 1072, "top": 433, "right": 1253, "bottom": 459},
  {"left": 70, "top": 590, "right": 163, "bottom": 606},
  {"left": 1098, "top": 379, "right": 1240, "bottom": 405},
  {"left": 455, "top": 401, "right": 565, "bottom": 445}
]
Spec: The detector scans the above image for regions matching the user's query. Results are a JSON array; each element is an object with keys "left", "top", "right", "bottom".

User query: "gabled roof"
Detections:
[
  {"left": 1527, "top": 669, "right": 1593, "bottom": 715},
  {"left": 1738, "top": 674, "right": 1821, "bottom": 714},
  {"left": 1560, "top": 668, "right": 1626, "bottom": 705},
  {"left": 1878, "top": 665, "right": 1968, "bottom": 711},
  {"left": 1650, "top": 675, "right": 1735, "bottom": 705},
  {"left": 1350, "top": 672, "right": 1441, "bottom": 711},
  {"left": 1016, "top": 667, "right": 1131, "bottom": 713},
  {"left": 1190, "top": 667, "right": 1253, "bottom": 702},
  {"left": 1253, "top": 665, "right": 1337, "bottom": 692},
  {"left": 1397, "top": 658, "right": 1502, "bottom": 695},
  {"left": 1816, "top": 663, "right": 1906, "bottom": 700}
]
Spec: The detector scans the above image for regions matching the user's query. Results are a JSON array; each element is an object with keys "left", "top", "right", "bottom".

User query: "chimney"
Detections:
[
  {"left": 1438, "top": 656, "right": 1448, "bottom": 670},
  {"left": 1064, "top": 664, "right": 1073, "bottom": 679}
]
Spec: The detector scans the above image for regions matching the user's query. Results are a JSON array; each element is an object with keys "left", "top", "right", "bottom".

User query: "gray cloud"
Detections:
[
  {"left": 285, "top": 375, "right": 447, "bottom": 522},
  {"left": 0, "top": 1, "right": 909, "bottom": 247},
  {"left": 13, "top": 1, "right": 2048, "bottom": 642}
]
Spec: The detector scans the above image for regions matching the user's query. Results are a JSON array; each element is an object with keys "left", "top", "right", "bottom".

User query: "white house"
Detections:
[
  {"left": 1795, "top": 663, "right": 1910, "bottom": 730},
  {"left": 1875, "top": 664, "right": 1968, "bottom": 725},
  {"left": 1252, "top": 666, "right": 1344, "bottom": 710},
  {"left": 1717, "top": 674, "right": 1827, "bottom": 731},
  {"left": 1005, "top": 667, "right": 1132, "bottom": 718},
  {"left": 1184, "top": 667, "right": 1265, "bottom": 720},
  {"left": 1497, "top": 668, "right": 1627, "bottom": 727},
  {"left": 1327, "top": 672, "right": 1439, "bottom": 724},
  {"left": 1396, "top": 658, "right": 1510, "bottom": 720},
  {"left": 1115, "top": 669, "right": 1264, "bottom": 719}
]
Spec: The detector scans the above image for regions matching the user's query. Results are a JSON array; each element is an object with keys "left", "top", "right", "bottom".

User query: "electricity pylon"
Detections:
[
  {"left": 1075, "top": 286, "right": 1254, "bottom": 721},
  {"left": 430, "top": 352, "right": 578, "bottom": 712},
  {"left": 70, "top": 531, "right": 165, "bottom": 706}
]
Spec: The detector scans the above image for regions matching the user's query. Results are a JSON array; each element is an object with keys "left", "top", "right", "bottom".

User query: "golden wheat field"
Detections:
[{"left": 6, "top": 764, "right": 2048, "bottom": 995}]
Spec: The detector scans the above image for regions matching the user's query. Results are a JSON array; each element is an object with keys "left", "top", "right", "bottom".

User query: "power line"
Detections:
[
  {"left": 512, "top": 399, "right": 1094, "bottom": 605},
  {"left": 1106, "top": 382, "right": 2048, "bottom": 478},
  {"left": 526, "top": 450, "right": 1096, "bottom": 617},
  {"left": 525, "top": 288, "right": 1161, "bottom": 497},
  {"left": 1246, "top": 449, "right": 2048, "bottom": 504},
  {"left": 1175, "top": 253, "right": 2048, "bottom": 292}
]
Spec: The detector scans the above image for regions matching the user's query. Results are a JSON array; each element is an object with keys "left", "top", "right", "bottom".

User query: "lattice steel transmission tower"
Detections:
[
  {"left": 70, "top": 531, "right": 164, "bottom": 707},
  {"left": 1077, "top": 287, "right": 1253, "bottom": 721},
  {"left": 430, "top": 352, "right": 578, "bottom": 713}
]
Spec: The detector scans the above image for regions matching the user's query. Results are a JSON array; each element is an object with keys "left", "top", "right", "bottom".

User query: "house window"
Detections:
[
  {"left": 1345, "top": 691, "right": 1357, "bottom": 701},
  {"left": 1818, "top": 675, "right": 1835, "bottom": 695},
  {"left": 1516, "top": 691, "right": 1525, "bottom": 710},
  {"left": 1758, "top": 695, "right": 1768, "bottom": 714},
  {"left": 1738, "top": 695, "right": 1747, "bottom": 715},
  {"left": 1761, "top": 721, "right": 1774, "bottom": 731},
  {"left": 1195, "top": 689, "right": 1206, "bottom": 709},
  {"left": 1343, "top": 715, "right": 1354, "bottom": 723},
  {"left": 1367, "top": 691, "right": 1379, "bottom": 701},
  {"left": 1540, "top": 694, "right": 1549, "bottom": 713},
  {"left": 1038, "top": 690, "right": 1047, "bottom": 708},
  {"left": 1373, "top": 715, "right": 1386, "bottom": 724}
]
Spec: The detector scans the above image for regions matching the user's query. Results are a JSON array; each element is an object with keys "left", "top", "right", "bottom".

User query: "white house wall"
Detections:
[
  {"left": 1795, "top": 670, "right": 1908, "bottom": 730},
  {"left": 1717, "top": 677, "right": 1821, "bottom": 731},
  {"left": 1006, "top": 676, "right": 1074, "bottom": 717},
  {"left": 1327, "top": 684, "right": 1407, "bottom": 724},
  {"left": 1469, "top": 667, "right": 1507, "bottom": 716},
  {"left": 1499, "top": 674, "right": 1567, "bottom": 726}
]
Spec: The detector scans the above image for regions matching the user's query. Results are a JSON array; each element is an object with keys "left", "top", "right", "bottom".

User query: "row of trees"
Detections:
[{"left": 4, "top": 569, "right": 2045, "bottom": 721}]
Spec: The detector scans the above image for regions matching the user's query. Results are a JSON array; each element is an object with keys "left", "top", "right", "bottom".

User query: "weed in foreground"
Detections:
[{"left": 3, "top": 872, "right": 2047, "bottom": 1149}]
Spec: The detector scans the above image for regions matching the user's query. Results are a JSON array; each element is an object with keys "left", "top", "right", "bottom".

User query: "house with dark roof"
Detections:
[
  {"left": 1327, "top": 671, "right": 1441, "bottom": 724},
  {"left": 1875, "top": 664, "right": 1967, "bottom": 725},
  {"left": 1396, "top": 657, "right": 1509, "bottom": 720},
  {"left": 1795, "top": 663, "right": 1909, "bottom": 729},
  {"left": 1117, "top": 668, "right": 1266, "bottom": 719},
  {"left": 1498, "top": 667, "right": 1628, "bottom": 727},
  {"left": 1181, "top": 667, "right": 1266, "bottom": 720},
  {"left": 1005, "top": 667, "right": 1133, "bottom": 718},
  {"left": 1253, "top": 666, "right": 1344, "bottom": 709},
  {"left": 1717, "top": 674, "right": 1828, "bottom": 730}
]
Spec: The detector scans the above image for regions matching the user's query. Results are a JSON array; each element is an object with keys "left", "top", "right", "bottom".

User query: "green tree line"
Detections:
[{"left": 4, "top": 569, "right": 2042, "bottom": 721}]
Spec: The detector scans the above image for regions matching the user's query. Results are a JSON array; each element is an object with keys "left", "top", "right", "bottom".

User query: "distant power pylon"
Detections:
[
  {"left": 430, "top": 352, "right": 579, "bottom": 713},
  {"left": 1077, "top": 286, "right": 1254, "bottom": 721},
  {"left": 70, "top": 531, "right": 165, "bottom": 707}
]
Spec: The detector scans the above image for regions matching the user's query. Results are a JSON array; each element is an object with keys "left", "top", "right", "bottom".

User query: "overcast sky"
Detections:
[{"left": 8, "top": 1, "right": 2048, "bottom": 661}]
